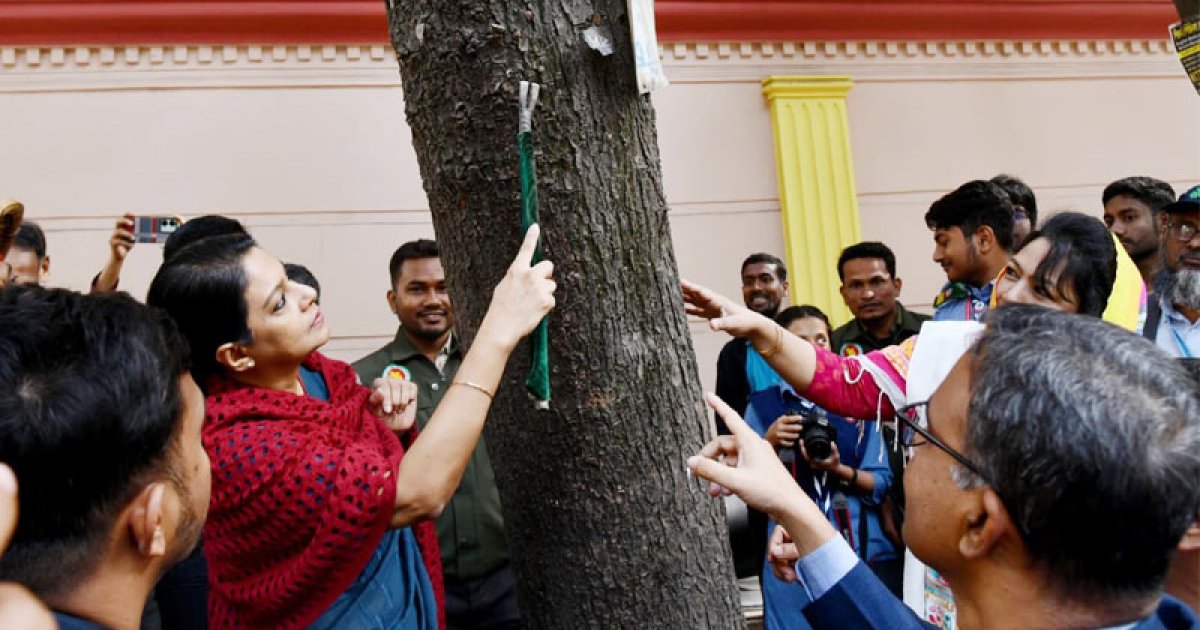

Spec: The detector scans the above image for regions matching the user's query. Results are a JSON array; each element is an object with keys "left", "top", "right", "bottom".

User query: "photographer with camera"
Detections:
[{"left": 747, "top": 306, "right": 901, "bottom": 630}]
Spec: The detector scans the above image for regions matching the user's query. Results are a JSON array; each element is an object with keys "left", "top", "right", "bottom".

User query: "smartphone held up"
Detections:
[{"left": 133, "top": 216, "right": 181, "bottom": 244}]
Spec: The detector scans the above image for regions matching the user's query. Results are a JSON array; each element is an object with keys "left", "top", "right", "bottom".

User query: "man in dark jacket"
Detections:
[{"left": 692, "top": 306, "right": 1200, "bottom": 630}]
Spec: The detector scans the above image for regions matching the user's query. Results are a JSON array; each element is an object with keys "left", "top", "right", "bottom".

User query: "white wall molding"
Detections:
[
  {"left": 661, "top": 39, "right": 1181, "bottom": 82},
  {"left": 0, "top": 39, "right": 1182, "bottom": 93}
]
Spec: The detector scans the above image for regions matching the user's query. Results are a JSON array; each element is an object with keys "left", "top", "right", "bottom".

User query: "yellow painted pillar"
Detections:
[{"left": 762, "top": 76, "right": 862, "bottom": 326}]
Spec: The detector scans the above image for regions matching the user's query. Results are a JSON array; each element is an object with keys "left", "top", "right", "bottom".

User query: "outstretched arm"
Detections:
[
  {"left": 390, "top": 225, "right": 556, "bottom": 527},
  {"left": 683, "top": 280, "right": 897, "bottom": 420},
  {"left": 683, "top": 280, "right": 819, "bottom": 391},
  {"left": 689, "top": 397, "right": 924, "bottom": 630}
]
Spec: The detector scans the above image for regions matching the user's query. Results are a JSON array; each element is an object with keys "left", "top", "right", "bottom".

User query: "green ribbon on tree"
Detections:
[{"left": 519, "top": 81, "right": 551, "bottom": 409}]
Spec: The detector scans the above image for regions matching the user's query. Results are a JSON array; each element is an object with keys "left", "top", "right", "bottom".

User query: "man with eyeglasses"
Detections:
[
  {"left": 688, "top": 305, "right": 1200, "bottom": 629},
  {"left": 1146, "top": 185, "right": 1200, "bottom": 358}
]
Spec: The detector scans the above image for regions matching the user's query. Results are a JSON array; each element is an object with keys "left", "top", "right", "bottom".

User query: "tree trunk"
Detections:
[
  {"left": 1175, "top": 0, "right": 1199, "bottom": 21},
  {"left": 385, "top": 1, "right": 744, "bottom": 628}
]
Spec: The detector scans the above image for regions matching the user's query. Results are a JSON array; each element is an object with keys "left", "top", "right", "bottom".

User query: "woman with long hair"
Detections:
[{"left": 148, "top": 225, "right": 554, "bottom": 630}]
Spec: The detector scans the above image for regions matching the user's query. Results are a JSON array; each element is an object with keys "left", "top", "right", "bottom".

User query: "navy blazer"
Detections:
[{"left": 803, "top": 562, "right": 1199, "bottom": 630}]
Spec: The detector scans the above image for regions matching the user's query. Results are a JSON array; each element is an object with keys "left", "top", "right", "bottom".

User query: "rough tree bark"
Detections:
[{"left": 385, "top": 1, "right": 744, "bottom": 628}]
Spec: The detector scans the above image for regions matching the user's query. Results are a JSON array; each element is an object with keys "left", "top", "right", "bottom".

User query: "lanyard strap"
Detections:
[{"left": 1172, "top": 326, "right": 1194, "bottom": 359}]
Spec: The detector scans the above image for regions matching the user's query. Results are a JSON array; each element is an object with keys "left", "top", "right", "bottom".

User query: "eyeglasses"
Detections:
[
  {"left": 1166, "top": 219, "right": 1200, "bottom": 244},
  {"left": 896, "top": 400, "right": 1030, "bottom": 540}
]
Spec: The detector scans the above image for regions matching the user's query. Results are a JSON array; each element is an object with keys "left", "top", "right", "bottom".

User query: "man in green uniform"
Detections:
[
  {"left": 830, "top": 242, "right": 929, "bottom": 356},
  {"left": 355, "top": 239, "right": 521, "bottom": 629}
]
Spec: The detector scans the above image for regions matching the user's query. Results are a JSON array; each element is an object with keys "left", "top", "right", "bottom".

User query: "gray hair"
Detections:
[
  {"left": 1159, "top": 266, "right": 1200, "bottom": 313},
  {"left": 964, "top": 305, "right": 1200, "bottom": 603}
]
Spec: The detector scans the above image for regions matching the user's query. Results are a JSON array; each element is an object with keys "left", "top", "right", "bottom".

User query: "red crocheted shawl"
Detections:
[{"left": 201, "top": 351, "right": 445, "bottom": 629}]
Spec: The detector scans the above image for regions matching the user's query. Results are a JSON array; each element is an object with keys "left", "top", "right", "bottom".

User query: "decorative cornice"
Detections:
[
  {"left": 0, "top": 39, "right": 1181, "bottom": 93},
  {"left": 0, "top": 44, "right": 400, "bottom": 92},
  {"left": 659, "top": 39, "right": 1181, "bottom": 82},
  {"left": 0, "top": 1, "right": 1183, "bottom": 46}
]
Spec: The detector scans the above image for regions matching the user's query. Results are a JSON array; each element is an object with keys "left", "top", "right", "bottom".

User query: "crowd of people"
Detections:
[
  {"left": 0, "top": 205, "right": 554, "bottom": 630},
  {"left": 0, "top": 172, "right": 1197, "bottom": 630},
  {"left": 690, "top": 175, "right": 1200, "bottom": 629}
]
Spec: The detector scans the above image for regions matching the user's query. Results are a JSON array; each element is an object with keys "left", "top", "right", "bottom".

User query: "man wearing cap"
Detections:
[
  {"left": 1145, "top": 185, "right": 1200, "bottom": 358},
  {"left": 353, "top": 239, "right": 522, "bottom": 630}
]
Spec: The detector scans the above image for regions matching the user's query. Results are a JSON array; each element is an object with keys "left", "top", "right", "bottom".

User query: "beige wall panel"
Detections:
[
  {"left": 2, "top": 40, "right": 1198, "bottom": 393},
  {"left": 670, "top": 207, "right": 786, "bottom": 393},
  {"left": 847, "top": 76, "right": 1200, "bottom": 197},
  {"left": 653, "top": 82, "right": 779, "bottom": 205},
  {"left": 0, "top": 88, "right": 425, "bottom": 215}
]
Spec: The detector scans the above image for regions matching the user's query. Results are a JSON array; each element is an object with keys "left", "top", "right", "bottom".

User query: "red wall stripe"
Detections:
[{"left": 0, "top": 1, "right": 1180, "bottom": 46}]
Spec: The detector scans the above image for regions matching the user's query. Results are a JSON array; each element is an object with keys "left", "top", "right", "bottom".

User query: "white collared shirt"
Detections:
[{"left": 1155, "top": 299, "right": 1200, "bottom": 358}]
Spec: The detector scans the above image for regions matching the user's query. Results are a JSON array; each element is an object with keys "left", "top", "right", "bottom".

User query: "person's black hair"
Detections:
[
  {"left": 11, "top": 222, "right": 46, "bottom": 259},
  {"left": 776, "top": 305, "right": 831, "bottom": 333},
  {"left": 1018, "top": 212, "right": 1116, "bottom": 317},
  {"left": 925, "top": 180, "right": 1016, "bottom": 252},
  {"left": 162, "top": 215, "right": 248, "bottom": 263},
  {"left": 284, "top": 262, "right": 320, "bottom": 300},
  {"left": 990, "top": 174, "right": 1038, "bottom": 228},
  {"left": 967, "top": 306, "right": 1200, "bottom": 605},
  {"left": 1101, "top": 177, "right": 1176, "bottom": 213},
  {"left": 836, "top": 242, "right": 896, "bottom": 281},
  {"left": 740, "top": 253, "right": 787, "bottom": 283},
  {"left": 148, "top": 233, "right": 256, "bottom": 389},
  {"left": 388, "top": 239, "right": 439, "bottom": 287},
  {"left": 0, "top": 286, "right": 191, "bottom": 597}
]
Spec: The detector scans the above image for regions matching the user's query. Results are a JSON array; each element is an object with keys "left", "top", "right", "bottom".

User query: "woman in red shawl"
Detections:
[{"left": 147, "top": 226, "right": 555, "bottom": 630}]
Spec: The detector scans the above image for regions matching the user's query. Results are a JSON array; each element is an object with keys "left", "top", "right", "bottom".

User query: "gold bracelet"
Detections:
[
  {"left": 451, "top": 380, "right": 495, "bottom": 400},
  {"left": 755, "top": 324, "right": 783, "bottom": 358}
]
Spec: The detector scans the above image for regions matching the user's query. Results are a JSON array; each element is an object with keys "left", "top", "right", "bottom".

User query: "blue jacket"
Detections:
[{"left": 803, "top": 562, "right": 1199, "bottom": 630}]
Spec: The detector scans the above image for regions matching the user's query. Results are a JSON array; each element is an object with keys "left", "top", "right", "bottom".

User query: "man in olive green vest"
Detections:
[{"left": 355, "top": 239, "right": 521, "bottom": 629}]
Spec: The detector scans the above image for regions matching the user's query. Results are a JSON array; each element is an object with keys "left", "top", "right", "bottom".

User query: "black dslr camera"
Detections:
[{"left": 797, "top": 408, "right": 838, "bottom": 462}]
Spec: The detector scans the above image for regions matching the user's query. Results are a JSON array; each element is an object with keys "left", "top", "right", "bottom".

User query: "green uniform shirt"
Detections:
[
  {"left": 830, "top": 303, "right": 930, "bottom": 356},
  {"left": 353, "top": 328, "right": 509, "bottom": 581}
]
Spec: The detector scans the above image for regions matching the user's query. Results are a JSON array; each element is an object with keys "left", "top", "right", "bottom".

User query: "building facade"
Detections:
[{"left": 1, "top": 0, "right": 1196, "bottom": 391}]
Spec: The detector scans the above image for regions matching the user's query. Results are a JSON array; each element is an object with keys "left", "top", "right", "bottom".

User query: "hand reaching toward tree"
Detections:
[
  {"left": 687, "top": 393, "right": 807, "bottom": 516},
  {"left": 688, "top": 392, "right": 839, "bottom": 559},
  {"left": 477, "top": 224, "right": 557, "bottom": 351}
]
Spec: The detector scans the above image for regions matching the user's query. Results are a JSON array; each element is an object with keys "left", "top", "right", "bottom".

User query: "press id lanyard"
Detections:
[{"left": 1172, "top": 326, "right": 1195, "bottom": 359}]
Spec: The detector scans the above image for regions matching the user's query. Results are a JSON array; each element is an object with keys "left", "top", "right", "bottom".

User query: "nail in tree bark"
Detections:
[{"left": 385, "top": 1, "right": 745, "bottom": 628}]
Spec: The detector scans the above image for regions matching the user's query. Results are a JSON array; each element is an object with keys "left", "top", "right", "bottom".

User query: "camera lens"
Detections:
[
  {"left": 806, "top": 435, "right": 833, "bottom": 460},
  {"left": 799, "top": 414, "right": 837, "bottom": 461}
]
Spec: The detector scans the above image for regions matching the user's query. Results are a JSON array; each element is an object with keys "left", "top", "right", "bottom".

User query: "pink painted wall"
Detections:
[{"left": 1, "top": 39, "right": 1196, "bottom": 395}]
